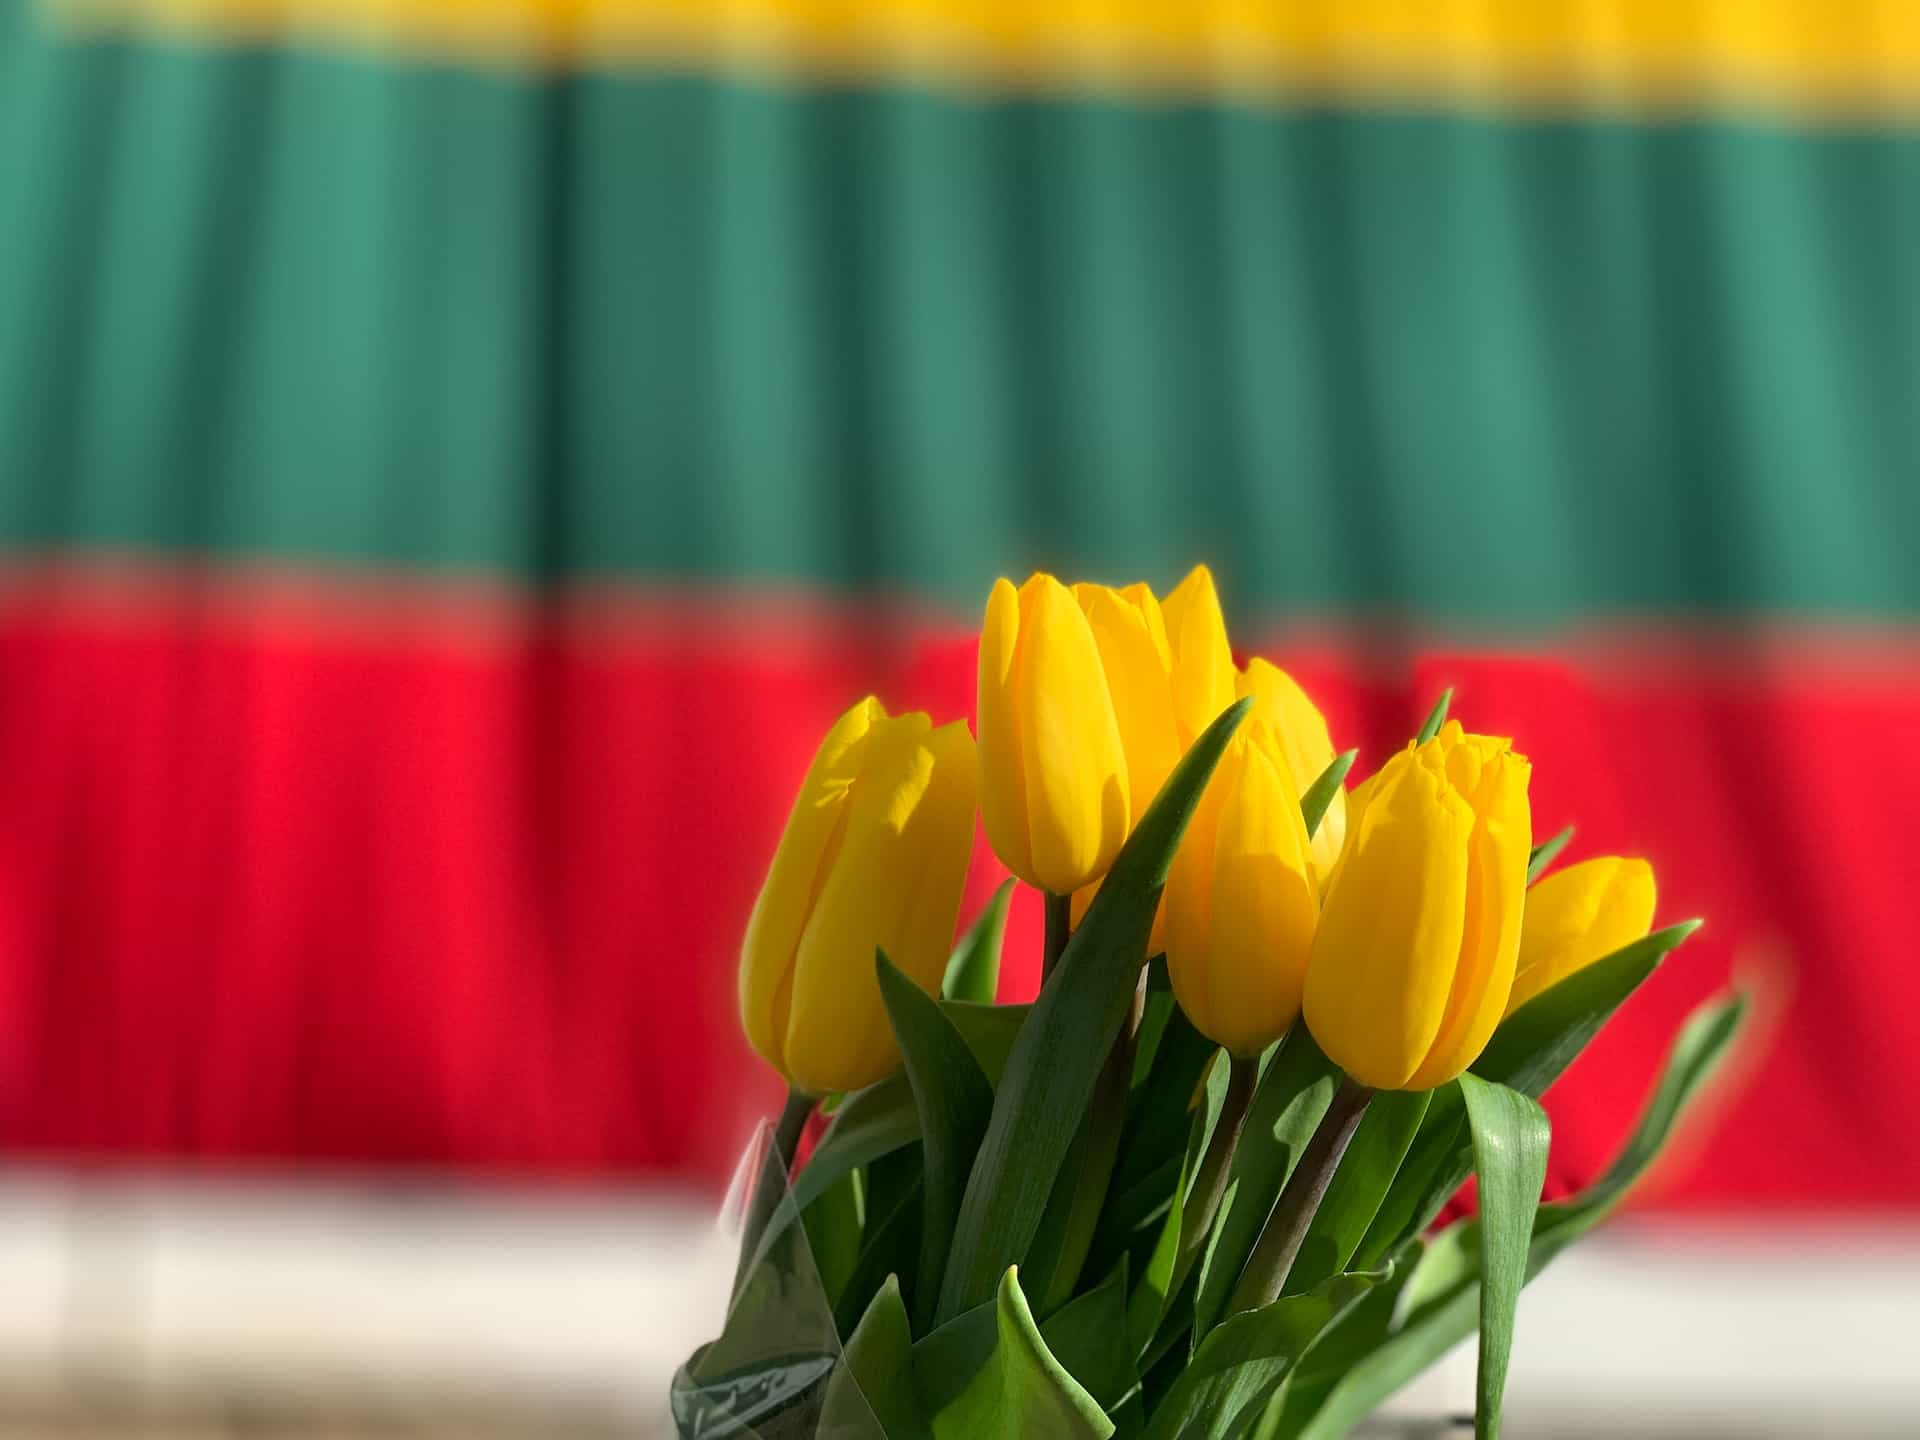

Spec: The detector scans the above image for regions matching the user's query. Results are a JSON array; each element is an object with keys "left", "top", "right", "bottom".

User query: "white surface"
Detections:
[{"left": 0, "top": 1172, "right": 1911, "bottom": 1433}]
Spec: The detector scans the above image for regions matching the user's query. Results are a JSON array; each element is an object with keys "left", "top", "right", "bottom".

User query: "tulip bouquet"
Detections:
[{"left": 674, "top": 570, "right": 1745, "bottom": 1440}]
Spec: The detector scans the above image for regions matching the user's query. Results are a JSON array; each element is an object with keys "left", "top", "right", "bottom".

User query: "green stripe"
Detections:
[{"left": 2, "top": 13, "right": 1917, "bottom": 625}]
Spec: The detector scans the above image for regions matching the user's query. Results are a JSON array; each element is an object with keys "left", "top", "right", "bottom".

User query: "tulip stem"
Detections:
[
  {"left": 1227, "top": 1077, "right": 1372, "bottom": 1317},
  {"left": 731, "top": 1087, "right": 815, "bottom": 1296},
  {"left": 1042, "top": 891, "right": 1073, "bottom": 982},
  {"left": 1169, "top": 1054, "right": 1260, "bottom": 1298}
]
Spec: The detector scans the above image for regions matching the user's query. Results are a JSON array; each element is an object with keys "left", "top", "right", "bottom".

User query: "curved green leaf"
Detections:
[
  {"left": 1300, "top": 750, "right": 1356, "bottom": 839},
  {"left": 832, "top": 1174, "right": 923, "bottom": 1340},
  {"left": 803, "top": 1164, "right": 866, "bottom": 1314},
  {"left": 945, "top": 879, "right": 1014, "bottom": 1004},
  {"left": 930, "top": 1268, "right": 1115, "bottom": 1439},
  {"left": 879, "top": 953, "right": 998, "bottom": 1333},
  {"left": 1414, "top": 688, "right": 1453, "bottom": 745},
  {"left": 820, "top": 1276, "right": 917, "bottom": 1437},
  {"left": 1041, "top": 1258, "right": 1138, "bottom": 1413},
  {"left": 936, "top": 699, "right": 1252, "bottom": 1324},
  {"left": 1025, "top": 1034, "right": 1131, "bottom": 1316},
  {"left": 1457, "top": 1075, "right": 1550, "bottom": 1439},
  {"left": 1475, "top": 920, "right": 1704, "bottom": 1097},
  {"left": 1526, "top": 825, "right": 1574, "bottom": 884}
]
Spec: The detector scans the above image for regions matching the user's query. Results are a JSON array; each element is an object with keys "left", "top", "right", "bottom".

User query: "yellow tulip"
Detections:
[
  {"left": 1504, "top": 857, "right": 1657, "bottom": 1015},
  {"left": 1303, "top": 722, "right": 1531, "bottom": 1091},
  {"left": 1162, "top": 565, "right": 1237, "bottom": 744},
  {"left": 977, "top": 574, "right": 1131, "bottom": 895},
  {"left": 1237, "top": 658, "right": 1347, "bottom": 885},
  {"left": 738, "top": 697, "right": 978, "bottom": 1095},
  {"left": 1164, "top": 717, "right": 1320, "bottom": 1056}
]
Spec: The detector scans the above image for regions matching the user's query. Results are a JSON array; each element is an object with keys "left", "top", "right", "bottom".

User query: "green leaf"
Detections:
[
  {"left": 1191, "top": 1026, "right": 1339, "bottom": 1342},
  {"left": 1457, "top": 1075, "right": 1550, "bottom": 1439},
  {"left": 832, "top": 1174, "right": 924, "bottom": 1340},
  {"left": 1113, "top": 1007, "right": 1219, "bottom": 1190},
  {"left": 1526, "top": 825, "right": 1573, "bottom": 884},
  {"left": 1041, "top": 1258, "right": 1138, "bottom": 1413},
  {"left": 1126, "top": 1051, "right": 1230, "bottom": 1354},
  {"left": 1414, "top": 688, "right": 1453, "bottom": 745},
  {"left": 1300, "top": 750, "right": 1356, "bottom": 839},
  {"left": 878, "top": 953, "right": 998, "bottom": 1334},
  {"left": 1028, "top": 1021, "right": 1139, "bottom": 1316},
  {"left": 1282, "top": 1090, "right": 1431, "bottom": 1297},
  {"left": 1475, "top": 920, "right": 1704, "bottom": 1098},
  {"left": 1129, "top": 983, "right": 1175, "bottom": 1088},
  {"left": 1142, "top": 1269, "right": 1387, "bottom": 1440},
  {"left": 929, "top": 1267, "right": 1116, "bottom": 1439},
  {"left": 1350, "top": 1086, "right": 1465, "bottom": 1272},
  {"left": 945, "top": 879, "right": 1014, "bottom": 1004},
  {"left": 820, "top": 1276, "right": 919, "bottom": 1437},
  {"left": 1283, "top": 992, "right": 1746, "bottom": 1440},
  {"left": 803, "top": 1164, "right": 866, "bottom": 1313},
  {"left": 940, "top": 999, "right": 1031, "bottom": 1087},
  {"left": 936, "top": 698, "right": 1252, "bottom": 1324}
]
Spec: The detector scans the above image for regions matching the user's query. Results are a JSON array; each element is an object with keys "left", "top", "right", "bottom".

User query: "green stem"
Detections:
[
  {"left": 1169, "top": 1054, "right": 1259, "bottom": 1299},
  {"left": 1228, "top": 1077, "right": 1372, "bottom": 1316},
  {"left": 732, "top": 1086, "right": 815, "bottom": 1295},
  {"left": 1042, "top": 890, "right": 1074, "bottom": 982}
]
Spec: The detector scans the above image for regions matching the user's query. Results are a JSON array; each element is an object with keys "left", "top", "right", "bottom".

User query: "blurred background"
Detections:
[{"left": 1, "top": 1, "right": 1917, "bottom": 1435}]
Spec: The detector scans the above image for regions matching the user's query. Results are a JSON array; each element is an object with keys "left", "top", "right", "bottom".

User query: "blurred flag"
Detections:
[{"left": 0, "top": 1, "right": 1914, "bottom": 1214}]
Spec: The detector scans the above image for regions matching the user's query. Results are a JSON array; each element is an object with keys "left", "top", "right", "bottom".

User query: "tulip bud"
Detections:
[
  {"left": 738, "top": 697, "right": 978, "bottom": 1095},
  {"left": 1162, "top": 565, "right": 1237, "bottom": 745},
  {"left": 1236, "top": 658, "right": 1347, "bottom": 885},
  {"left": 1303, "top": 722, "right": 1531, "bottom": 1090},
  {"left": 977, "top": 575, "right": 1131, "bottom": 895},
  {"left": 1164, "top": 718, "right": 1320, "bottom": 1056},
  {"left": 1504, "top": 856, "right": 1657, "bottom": 1015}
]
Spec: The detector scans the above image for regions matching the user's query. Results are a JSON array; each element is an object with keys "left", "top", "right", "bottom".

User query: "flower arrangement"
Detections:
[{"left": 675, "top": 569, "right": 1744, "bottom": 1439}]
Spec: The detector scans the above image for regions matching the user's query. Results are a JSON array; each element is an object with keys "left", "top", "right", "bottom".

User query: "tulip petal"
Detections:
[
  {"left": 737, "top": 696, "right": 882, "bottom": 1081},
  {"left": 1405, "top": 749, "right": 1532, "bottom": 1088},
  {"left": 1304, "top": 755, "right": 1475, "bottom": 1090},
  {"left": 1076, "top": 582, "right": 1182, "bottom": 822},
  {"left": 1505, "top": 856, "right": 1657, "bottom": 1014},
  {"left": 977, "top": 577, "right": 1035, "bottom": 887},
  {"left": 1017, "top": 575, "right": 1131, "bottom": 895},
  {"left": 1239, "top": 658, "right": 1346, "bottom": 883},
  {"left": 1164, "top": 565, "right": 1236, "bottom": 745},
  {"left": 1163, "top": 740, "right": 1245, "bottom": 1044}
]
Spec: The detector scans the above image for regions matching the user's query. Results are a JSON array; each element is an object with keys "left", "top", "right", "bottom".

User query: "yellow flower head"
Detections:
[
  {"left": 1506, "top": 856, "right": 1657, "bottom": 1015},
  {"left": 738, "top": 697, "right": 978, "bottom": 1094},
  {"left": 1164, "top": 716, "right": 1320, "bottom": 1056},
  {"left": 977, "top": 574, "right": 1133, "bottom": 895},
  {"left": 1303, "top": 721, "right": 1532, "bottom": 1090}
]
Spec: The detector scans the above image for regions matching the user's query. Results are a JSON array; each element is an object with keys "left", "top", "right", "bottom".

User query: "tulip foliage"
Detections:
[{"left": 676, "top": 570, "right": 1745, "bottom": 1440}]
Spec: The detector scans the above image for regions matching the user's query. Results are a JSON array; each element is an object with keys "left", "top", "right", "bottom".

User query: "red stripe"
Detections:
[{"left": 0, "top": 567, "right": 1914, "bottom": 1211}]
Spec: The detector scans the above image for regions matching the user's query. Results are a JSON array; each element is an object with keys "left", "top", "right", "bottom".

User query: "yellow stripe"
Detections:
[{"left": 48, "top": 0, "right": 1920, "bottom": 115}]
